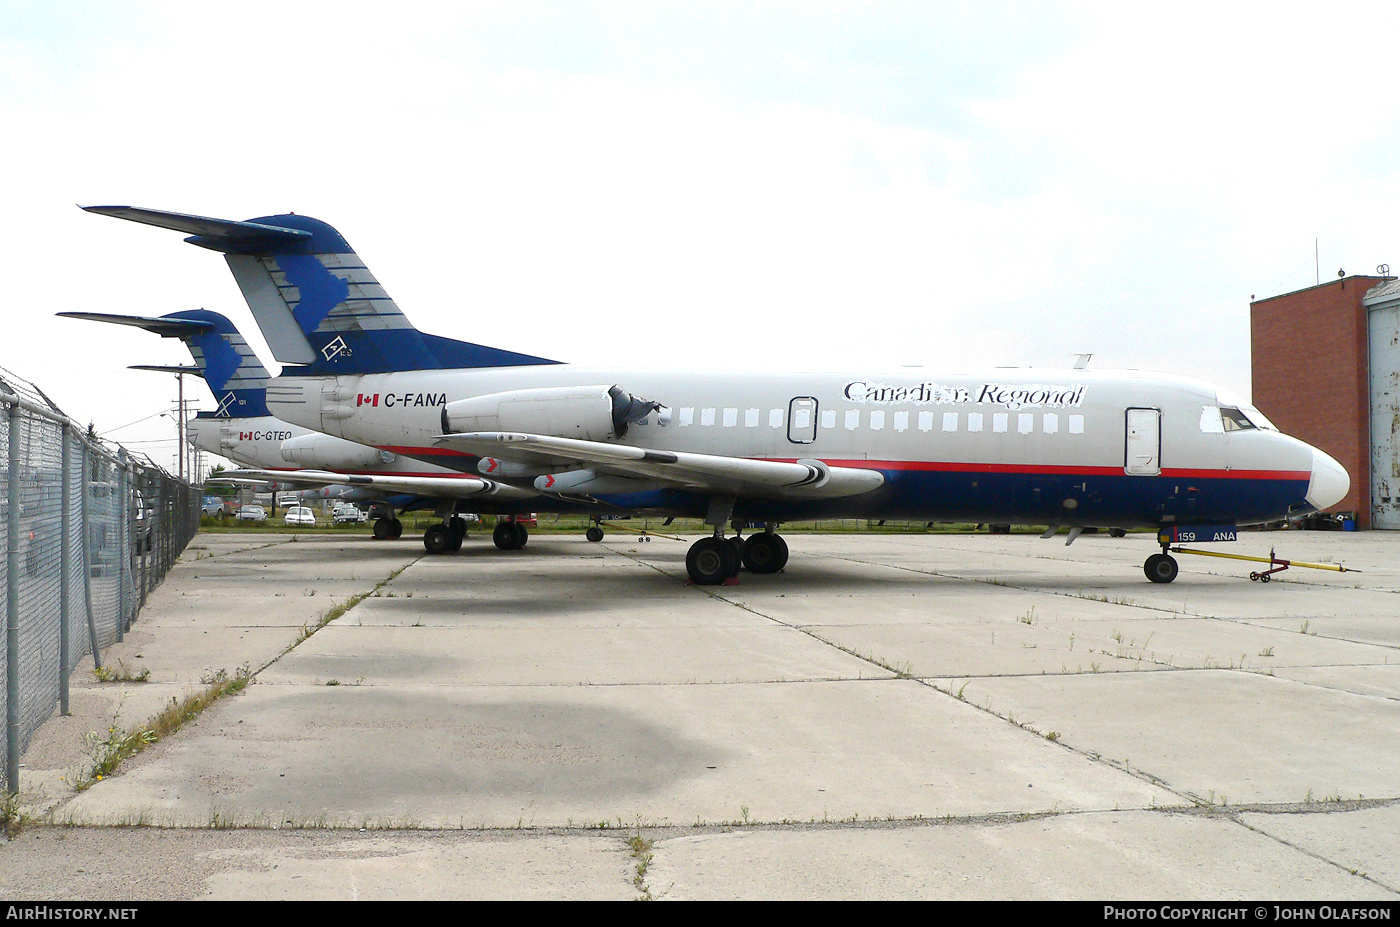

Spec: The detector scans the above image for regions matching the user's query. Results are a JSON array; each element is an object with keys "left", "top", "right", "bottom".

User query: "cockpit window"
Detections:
[
  {"left": 1219, "top": 407, "right": 1256, "bottom": 432},
  {"left": 1214, "top": 387, "right": 1279, "bottom": 431}
]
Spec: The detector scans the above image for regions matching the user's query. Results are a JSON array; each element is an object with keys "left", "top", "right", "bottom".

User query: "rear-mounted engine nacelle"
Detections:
[
  {"left": 442, "top": 385, "right": 666, "bottom": 441},
  {"left": 281, "top": 433, "right": 395, "bottom": 470}
]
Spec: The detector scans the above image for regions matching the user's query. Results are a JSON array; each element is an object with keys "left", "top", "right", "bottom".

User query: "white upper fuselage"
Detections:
[{"left": 262, "top": 364, "right": 1343, "bottom": 528}]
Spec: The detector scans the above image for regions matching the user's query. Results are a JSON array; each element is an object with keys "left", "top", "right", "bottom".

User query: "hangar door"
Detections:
[{"left": 1371, "top": 303, "right": 1400, "bottom": 529}]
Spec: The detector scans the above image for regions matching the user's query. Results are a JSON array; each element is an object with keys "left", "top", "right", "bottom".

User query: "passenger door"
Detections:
[{"left": 1124, "top": 408, "right": 1161, "bottom": 476}]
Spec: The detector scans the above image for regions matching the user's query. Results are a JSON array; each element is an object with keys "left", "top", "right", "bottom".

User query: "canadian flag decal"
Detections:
[{"left": 357, "top": 394, "right": 379, "bottom": 407}]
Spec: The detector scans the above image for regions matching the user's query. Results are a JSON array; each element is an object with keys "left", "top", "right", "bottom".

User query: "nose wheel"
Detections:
[{"left": 1144, "top": 551, "right": 1179, "bottom": 583}]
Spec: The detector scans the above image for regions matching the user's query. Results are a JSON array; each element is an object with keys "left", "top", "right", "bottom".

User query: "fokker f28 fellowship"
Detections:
[
  {"left": 58, "top": 307, "right": 538, "bottom": 545},
  {"left": 83, "top": 205, "right": 1351, "bottom": 585}
]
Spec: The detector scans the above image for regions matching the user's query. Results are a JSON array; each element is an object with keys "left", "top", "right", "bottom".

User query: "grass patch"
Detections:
[
  {"left": 629, "top": 831, "right": 656, "bottom": 900},
  {"left": 73, "top": 665, "right": 252, "bottom": 791},
  {"left": 92, "top": 660, "right": 150, "bottom": 683}
]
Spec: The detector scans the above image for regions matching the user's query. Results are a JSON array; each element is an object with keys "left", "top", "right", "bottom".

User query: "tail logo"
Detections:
[
  {"left": 322, "top": 336, "right": 352, "bottom": 361},
  {"left": 216, "top": 392, "right": 243, "bottom": 417}
]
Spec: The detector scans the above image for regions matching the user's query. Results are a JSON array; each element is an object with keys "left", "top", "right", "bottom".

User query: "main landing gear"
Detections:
[
  {"left": 372, "top": 516, "right": 403, "bottom": 540},
  {"left": 493, "top": 518, "right": 529, "bottom": 551},
  {"left": 423, "top": 514, "right": 469, "bottom": 554},
  {"left": 685, "top": 522, "right": 789, "bottom": 586}
]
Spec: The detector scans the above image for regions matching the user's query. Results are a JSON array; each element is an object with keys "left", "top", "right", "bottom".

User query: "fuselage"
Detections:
[{"left": 263, "top": 365, "right": 1347, "bottom": 528}]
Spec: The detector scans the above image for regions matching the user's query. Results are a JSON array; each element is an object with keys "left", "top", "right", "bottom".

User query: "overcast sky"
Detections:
[{"left": 3, "top": 1, "right": 1397, "bottom": 472}]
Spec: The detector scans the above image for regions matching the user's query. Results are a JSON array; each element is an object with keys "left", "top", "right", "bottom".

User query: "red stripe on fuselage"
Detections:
[{"left": 379, "top": 449, "right": 1310, "bottom": 482}]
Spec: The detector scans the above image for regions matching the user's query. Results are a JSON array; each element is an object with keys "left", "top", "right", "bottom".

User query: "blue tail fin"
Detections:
[
  {"left": 81, "top": 206, "right": 560, "bottom": 375},
  {"left": 58, "top": 309, "right": 273, "bottom": 417}
]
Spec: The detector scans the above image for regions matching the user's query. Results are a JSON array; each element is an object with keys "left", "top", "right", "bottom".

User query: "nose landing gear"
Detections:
[{"left": 1144, "top": 550, "right": 1179, "bottom": 583}]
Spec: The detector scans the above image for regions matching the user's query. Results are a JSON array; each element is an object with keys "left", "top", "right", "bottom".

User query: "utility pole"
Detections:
[{"left": 175, "top": 372, "right": 186, "bottom": 482}]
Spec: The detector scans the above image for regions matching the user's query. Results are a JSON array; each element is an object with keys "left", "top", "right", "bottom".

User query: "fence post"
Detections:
[
  {"left": 6, "top": 401, "right": 21, "bottom": 795},
  {"left": 59, "top": 428, "right": 70, "bottom": 716},
  {"left": 81, "top": 441, "right": 99, "bottom": 670},
  {"left": 116, "top": 453, "right": 128, "bottom": 635}
]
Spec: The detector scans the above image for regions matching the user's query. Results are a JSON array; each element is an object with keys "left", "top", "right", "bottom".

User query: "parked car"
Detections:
[
  {"left": 236, "top": 504, "right": 267, "bottom": 523},
  {"left": 332, "top": 504, "right": 368, "bottom": 524},
  {"left": 283, "top": 505, "right": 317, "bottom": 527},
  {"left": 201, "top": 496, "right": 225, "bottom": 517}
]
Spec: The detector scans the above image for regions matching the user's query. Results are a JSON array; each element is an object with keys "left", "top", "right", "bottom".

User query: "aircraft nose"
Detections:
[{"left": 1305, "top": 447, "right": 1350, "bottom": 512}]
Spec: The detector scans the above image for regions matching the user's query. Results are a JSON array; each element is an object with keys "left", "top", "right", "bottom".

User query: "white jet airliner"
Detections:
[
  {"left": 60, "top": 308, "right": 535, "bottom": 545},
  {"left": 81, "top": 206, "right": 1350, "bottom": 585}
]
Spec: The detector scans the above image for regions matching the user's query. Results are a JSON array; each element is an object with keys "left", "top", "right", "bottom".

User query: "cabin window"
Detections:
[
  {"left": 1018, "top": 413, "right": 1033, "bottom": 434},
  {"left": 845, "top": 410, "right": 860, "bottom": 430},
  {"left": 679, "top": 407, "right": 694, "bottom": 426},
  {"left": 1069, "top": 414, "right": 1084, "bottom": 434},
  {"left": 967, "top": 412, "right": 983, "bottom": 432},
  {"left": 942, "top": 412, "right": 958, "bottom": 432},
  {"left": 769, "top": 409, "right": 784, "bottom": 428},
  {"left": 993, "top": 413, "right": 1008, "bottom": 433},
  {"left": 1043, "top": 413, "right": 1059, "bottom": 434},
  {"left": 745, "top": 409, "right": 759, "bottom": 427},
  {"left": 893, "top": 411, "right": 909, "bottom": 432},
  {"left": 701, "top": 408, "right": 715, "bottom": 426},
  {"left": 918, "top": 411, "right": 934, "bottom": 431},
  {"left": 821, "top": 410, "right": 836, "bottom": 429},
  {"left": 870, "top": 410, "right": 885, "bottom": 430},
  {"left": 723, "top": 408, "right": 738, "bottom": 427}
]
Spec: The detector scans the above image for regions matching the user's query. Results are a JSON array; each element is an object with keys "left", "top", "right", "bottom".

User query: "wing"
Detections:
[
  {"left": 433, "top": 432, "right": 885, "bottom": 500},
  {"left": 217, "top": 469, "right": 538, "bottom": 501}
]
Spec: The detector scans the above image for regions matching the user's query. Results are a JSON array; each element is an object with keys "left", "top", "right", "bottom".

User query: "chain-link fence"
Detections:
[{"left": 2, "top": 366, "right": 199, "bottom": 793}]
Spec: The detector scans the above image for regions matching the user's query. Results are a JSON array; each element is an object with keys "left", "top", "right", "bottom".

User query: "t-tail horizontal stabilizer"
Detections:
[
  {"left": 59, "top": 308, "right": 272, "bottom": 418},
  {"left": 81, "top": 204, "right": 561, "bottom": 375}
]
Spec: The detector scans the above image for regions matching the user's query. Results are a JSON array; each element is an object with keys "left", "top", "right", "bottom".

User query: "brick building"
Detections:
[{"left": 1250, "top": 274, "right": 1400, "bottom": 529}]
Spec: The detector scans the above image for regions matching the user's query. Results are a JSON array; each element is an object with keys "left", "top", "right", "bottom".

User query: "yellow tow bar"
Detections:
[{"left": 1169, "top": 546, "right": 1357, "bottom": 582}]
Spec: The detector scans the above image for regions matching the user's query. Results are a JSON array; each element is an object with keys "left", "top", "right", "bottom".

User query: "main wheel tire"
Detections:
[
  {"left": 1144, "top": 553, "right": 1179, "bottom": 584},
  {"left": 423, "top": 524, "right": 451, "bottom": 554},
  {"left": 741, "top": 533, "right": 789, "bottom": 574},
  {"left": 586, "top": 526, "right": 604, "bottom": 542},
  {"left": 389, "top": 518, "right": 404, "bottom": 540},
  {"left": 493, "top": 521, "right": 528, "bottom": 550},
  {"left": 373, "top": 518, "right": 390, "bottom": 540},
  {"left": 686, "top": 537, "right": 739, "bottom": 585},
  {"left": 449, "top": 516, "right": 468, "bottom": 539}
]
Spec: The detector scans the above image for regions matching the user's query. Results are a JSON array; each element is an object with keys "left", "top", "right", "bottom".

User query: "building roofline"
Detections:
[{"left": 1251, "top": 274, "right": 1394, "bottom": 306}]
